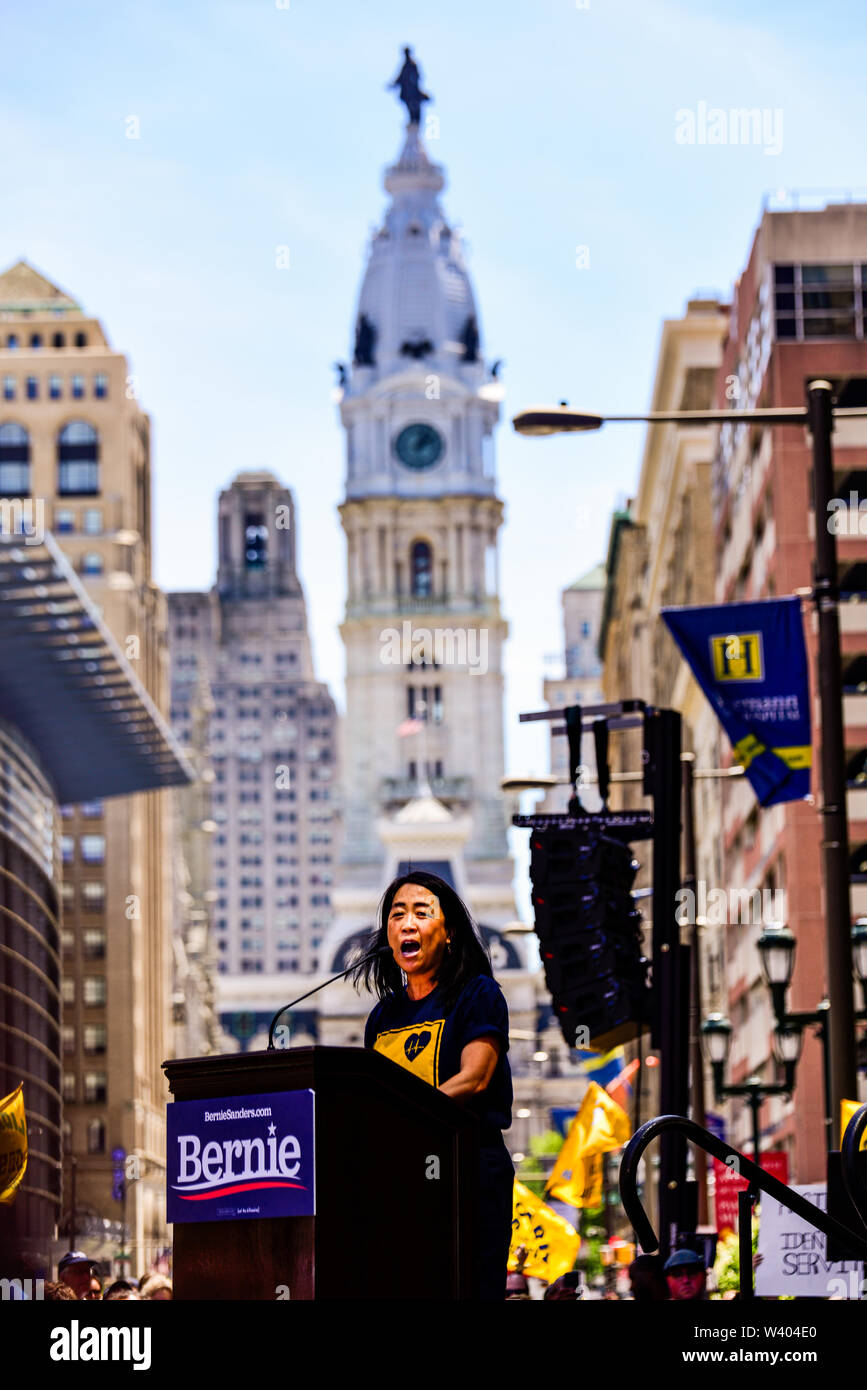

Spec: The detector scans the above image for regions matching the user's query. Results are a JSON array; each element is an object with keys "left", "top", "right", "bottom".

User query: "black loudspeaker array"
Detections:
[{"left": 529, "top": 824, "right": 650, "bottom": 1051}]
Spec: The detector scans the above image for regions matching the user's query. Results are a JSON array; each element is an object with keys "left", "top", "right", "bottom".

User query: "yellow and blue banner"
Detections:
[
  {"left": 661, "top": 597, "right": 811, "bottom": 807},
  {"left": 546, "top": 1081, "right": 631, "bottom": 1208},
  {"left": 0, "top": 1083, "right": 27, "bottom": 1205}
]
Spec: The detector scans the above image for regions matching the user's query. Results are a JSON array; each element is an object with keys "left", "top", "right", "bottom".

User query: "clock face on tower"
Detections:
[{"left": 393, "top": 423, "right": 444, "bottom": 470}]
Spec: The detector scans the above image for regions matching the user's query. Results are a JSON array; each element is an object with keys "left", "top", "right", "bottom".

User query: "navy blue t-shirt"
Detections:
[{"left": 364, "top": 974, "right": 513, "bottom": 1138}]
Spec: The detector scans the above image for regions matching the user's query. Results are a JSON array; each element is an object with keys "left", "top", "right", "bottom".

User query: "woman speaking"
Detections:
[{"left": 354, "top": 870, "right": 514, "bottom": 1301}]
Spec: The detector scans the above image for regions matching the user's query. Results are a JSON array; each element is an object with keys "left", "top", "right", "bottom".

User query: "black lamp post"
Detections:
[
  {"left": 513, "top": 385, "right": 867, "bottom": 1129},
  {"left": 757, "top": 920, "right": 867, "bottom": 1151},
  {"left": 701, "top": 1011, "right": 795, "bottom": 1165}
]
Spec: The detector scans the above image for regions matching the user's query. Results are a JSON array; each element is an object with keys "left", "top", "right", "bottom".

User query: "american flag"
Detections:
[{"left": 397, "top": 717, "right": 424, "bottom": 737}]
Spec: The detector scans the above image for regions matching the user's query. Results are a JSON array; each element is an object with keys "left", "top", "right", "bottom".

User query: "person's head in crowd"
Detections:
[
  {"left": 57, "top": 1251, "right": 96, "bottom": 1299},
  {"left": 664, "top": 1248, "right": 707, "bottom": 1301},
  {"left": 44, "top": 1280, "right": 77, "bottom": 1301},
  {"left": 628, "top": 1253, "right": 669, "bottom": 1301},
  {"left": 86, "top": 1274, "right": 102, "bottom": 1300},
  {"left": 505, "top": 1271, "right": 531, "bottom": 1300},
  {"left": 104, "top": 1279, "right": 141, "bottom": 1301},
  {"left": 543, "top": 1271, "right": 584, "bottom": 1300},
  {"left": 139, "top": 1273, "right": 173, "bottom": 1300}
]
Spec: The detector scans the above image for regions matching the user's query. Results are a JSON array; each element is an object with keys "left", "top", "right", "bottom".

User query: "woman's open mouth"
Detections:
[{"left": 399, "top": 940, "right": 421, "bottom": 959}]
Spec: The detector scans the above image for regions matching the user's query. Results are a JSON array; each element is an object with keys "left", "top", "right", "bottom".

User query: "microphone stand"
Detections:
[{"left": 266, "top": 945, "right": 389, "bottom": 1049}]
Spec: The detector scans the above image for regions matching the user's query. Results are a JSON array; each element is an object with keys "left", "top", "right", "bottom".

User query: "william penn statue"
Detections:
[{"left": 388, "top": 46, "right": 431, "bottom": 126}]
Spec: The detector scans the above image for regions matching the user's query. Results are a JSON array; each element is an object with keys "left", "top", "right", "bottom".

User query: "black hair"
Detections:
[{"left": 350, "top": 870, "right": 492, "bottom": 1015}]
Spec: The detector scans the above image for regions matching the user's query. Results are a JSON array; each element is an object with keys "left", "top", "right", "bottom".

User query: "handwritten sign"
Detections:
[{"left": 756, "top": 1183, "right": 864, "bottom": 1298}]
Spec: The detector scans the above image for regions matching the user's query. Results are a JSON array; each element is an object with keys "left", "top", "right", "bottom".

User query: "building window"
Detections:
[
  {"left": 83, "top": 929, "right": 106, "bottom": 959},
  {"left": 244, "top": 513, "right": 268, "bottom": 570},
  {"left": 80, "top": 835, "right": 105, "bottom": 863},
  {"left": 71, "top": 374, "right": 85, "bottom": 399},
  {"left": 62, "top": 977, "right": 75, "bottom": 1005},
  {"left": 83, "top": 976, "right": 106, "bottom": 1007},
  {"left": 61, "top": 930, "right": 75, "bottom": 956},
  {"left": 3, "top": 376, "right": 15, "bottom": 401},
  {"left": 81, "top": 882, "right": 105, "bottom": 910},
  {"left": 81, "top": 552, "right": 103, "bottom": 576},
  {"left": 61, "top": 1025, "right": 75, "bottom": 1055},
  {"left": 49, "top": 374, "right": 62, "bottom": 400},
  {"left": 83, "top": 509, "right": 102, "bottom": 535},
  {"left": 52, "top": 332, "right": 65, "bottom": 348},
  {"left": 93, "top": 373, "right": 108, "bottom": 399},
  {"left": 773, "top": 263, "right": 860, "bottom": 340},
  {"left": 410, "top": 540, "right": 433, "bottom": 597},
  {"left": 83, "top": 1072, "right": 107, "bottom": 1103},
  {"left": 74, "top": 332, "right": 88, "bottom": 349},
  {"left": 80, "top": 799, "right": 103, "bottom": 817},
  {"left": 29, "top": 333, "right": 43, "bottom": 349},
  {"left": 58, "top": 421, "right": 99, "bottom": 495},
  {"left": 83, "top": 1023, "right": 107, "bottom": 1054},
  {"left": 6, "top": 334, "right": 18, "bottom": 350},
  {"left": 26, "top": 376, "right": 39, "bottom": 400},
  {"left": 62, "top": 1074, "right": 76, "bottom": 1103},
  {"left": 54, "top": 508, "right": 75, "bottom": 535},
  {"left": 61, "top": 835, "right": 75, "bottom": 864},
  {"left": 0, "top": 422, "right": 31, "bottom": 495},
  {"left": 86, "top": 1119, "right": 106, "bottom": 1153}
]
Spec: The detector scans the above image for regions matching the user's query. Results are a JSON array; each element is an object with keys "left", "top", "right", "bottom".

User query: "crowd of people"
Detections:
[
  {"left": 44, "top": 1251, "right": 173, "bottom": 1301},
  {"left": 506, "top": 1247, "right": 714, "bottom": 1300}
]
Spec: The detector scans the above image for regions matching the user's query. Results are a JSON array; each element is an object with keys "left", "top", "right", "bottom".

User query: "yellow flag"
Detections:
[
  {"left": 545, "top": 1081, "right": 630, "bottom": 1208},
  {"left": 509, "top": 1179, "right": 581, "bottom": 1283},
  {"left": 0, "top": 1083, "right": 27, "bottom": 1205},
  {"left": 840, "top": 1098, "right": 867, "bottom": 1150}
]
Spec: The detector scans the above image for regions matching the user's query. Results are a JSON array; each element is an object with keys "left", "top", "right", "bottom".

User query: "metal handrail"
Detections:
[
  {"left": 841, "top": 1101, "right": 867, "bottom": 1231},
  {"left": 619, "top": 1113, "right": 867, "bottom": 1259}
]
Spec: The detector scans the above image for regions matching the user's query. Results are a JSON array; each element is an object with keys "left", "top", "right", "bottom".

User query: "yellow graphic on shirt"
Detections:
[{"left": 373, "top": 1018, "right": 446, "bottom": 1088}]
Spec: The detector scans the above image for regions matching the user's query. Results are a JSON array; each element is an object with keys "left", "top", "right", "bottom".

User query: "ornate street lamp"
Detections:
[
  {"left": 757, "top": 922, "right": 797, "bottom": 1023},
  {"left": 702, "top": 1011, "right": 792, "bottom": 1164}
]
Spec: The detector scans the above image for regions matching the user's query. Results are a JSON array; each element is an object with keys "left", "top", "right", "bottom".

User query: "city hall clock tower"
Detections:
[{"left": 324, "top": 54, "right": 520, "bottom": 973}]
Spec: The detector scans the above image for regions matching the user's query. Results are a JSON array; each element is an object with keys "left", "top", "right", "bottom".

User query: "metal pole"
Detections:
[
  {"left": 682, "top": 753, "right": 709, "bottom": 1226},
  {"left": 647, "top": 708, "right": 686, "bottom": 1257},
  {"left": 817, "top": 1005, "right": 833, "bottom": 1153},
  {"left": 738, "top": 1188, "right": 754, "bottom": 1301},
  {"left": 749, "top": 1090, "right": 761, "bottom": 1167},
  {"left": 807, "top": 380, "right": 859, "bottom": 1116}
]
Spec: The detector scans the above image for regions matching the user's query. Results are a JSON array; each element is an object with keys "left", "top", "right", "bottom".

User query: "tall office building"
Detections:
[
  {"left": 712, "top": 202, "right": 867, "bottom": 1178},
  {"left": 0, "top": 259, "right": 182, "bottom": 1265},
  {"left": 167, "top": 472, "right": 339, "bottom": 1048},
  {"left": 323, "top": 90, "right": 521, "bottom": 981},
  {"left": 0, "top": 536, "right": 189, "bottom": 1275}
]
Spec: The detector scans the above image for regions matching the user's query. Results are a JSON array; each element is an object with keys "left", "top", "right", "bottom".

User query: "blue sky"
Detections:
[{"left": 3, "top": 1, "right": 866, "bottom": 901}]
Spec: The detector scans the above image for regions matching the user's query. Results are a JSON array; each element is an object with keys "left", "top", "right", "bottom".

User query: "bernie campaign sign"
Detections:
[
  {"left": 167, "top": 1089, "right": 315, "bottom": 1224},
  {"left": 661, "top": 597, "right": 811, "bottom": 807}
]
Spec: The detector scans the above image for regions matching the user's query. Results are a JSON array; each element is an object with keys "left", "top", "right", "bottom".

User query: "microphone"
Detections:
[{"left": 266, "top": 944, "right": 392, "bottom": 1050}]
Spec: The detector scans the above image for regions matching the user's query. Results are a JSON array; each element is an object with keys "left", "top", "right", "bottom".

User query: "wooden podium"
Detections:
[{"left": 163, "top": 1046, "right": 479, "bottom": 1300}]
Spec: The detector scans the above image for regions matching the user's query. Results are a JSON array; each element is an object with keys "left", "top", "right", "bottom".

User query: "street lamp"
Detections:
[
  {"left": 514, "top": 385, "right": 867, "bottom": 1126},
  {"left": 756, "top": 922, "right": 838, "bottom": 1150},
  {"left": 701, "top": 1011, "right": 793, "bottom": 1165}
]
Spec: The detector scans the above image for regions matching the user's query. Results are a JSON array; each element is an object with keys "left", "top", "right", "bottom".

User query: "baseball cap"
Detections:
[
  {"left": 58, "top": 1251, "right": 95, "bottom": 1274},
  {"left": 664, "top": 1249, "right": 705, "bottom": 1272}
]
